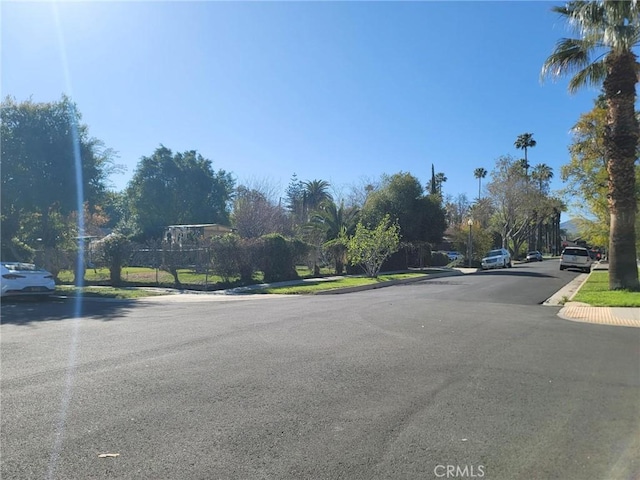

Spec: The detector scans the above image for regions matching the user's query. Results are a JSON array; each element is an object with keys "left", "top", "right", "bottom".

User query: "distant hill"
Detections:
[{"left": 560, "top": 219, "right": 579, "bottom": 237}]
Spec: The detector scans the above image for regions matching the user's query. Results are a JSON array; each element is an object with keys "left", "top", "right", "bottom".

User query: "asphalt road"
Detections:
[{"left": 2, "top": 260, "right": 639, "bottom": 480}]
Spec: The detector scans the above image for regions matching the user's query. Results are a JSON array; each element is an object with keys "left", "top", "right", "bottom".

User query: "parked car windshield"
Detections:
[
  {"left": 564, "top": 248, "right": 588, "bottom": 256},
  {"left": 487, "top": 250, "right": 503, "bottom": 257}
]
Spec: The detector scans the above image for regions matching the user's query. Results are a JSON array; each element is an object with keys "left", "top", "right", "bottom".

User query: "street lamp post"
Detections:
[{"left": 467, "top": 219, "right": 473, "bottom": 268}]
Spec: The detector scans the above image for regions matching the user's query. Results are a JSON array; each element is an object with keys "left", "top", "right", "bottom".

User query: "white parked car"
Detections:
[
  {"left": 447, "top": 251, "right": 463, "bottom": 261},
  {"left": 559, "top": 247, "right": 593, "bottom": 273},
  {"left": 1, "top": 262, "right": 56, "bottom": 297},
  {"left": 481, "top": 248, "right": 512, "bottom": 270}
]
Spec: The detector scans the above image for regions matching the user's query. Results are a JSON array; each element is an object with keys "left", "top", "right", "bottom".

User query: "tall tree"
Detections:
[
  {"left": 487, "top": 155, "right": 539, "bottom": 254},
  {"left": 346, "top": 177, "right": 378, "bottom": 209},
  {"left": 531, "top": 164, "right": 554, "bottom": 193},
  {"left": 429, "top": 164, "right": 437, "bottom": 195},
  {"left": 542, "top": 0, "right": 639, "bottom": 290},
  {"left": 362, "top": 172, "right": 446, "bottom": 245},
  {"left": 474, "top": 167, "right": 488, "bottom": 200},
  {"left": 126, "top": 145, "right": 234, "bottom": 239},
  {"left": 530, "top": 164, "right": 555, "bottom": 251},
  {"left": 517, "top": 158, "right": 531, "bottom": 177},
  {"left": 1, "top": 95, "right": 117, "bottom": 257},
  {"left": 285, "top": 173, "right": 306, "bottom": 227},
  {"left": 435, "top": 172, "right": 448, "bottom": 195},
  {"left": 427, "top": 166, "right": 447, "bottom": 197},
  {"left": 232, "top": 185, "right": 289, "bottom": 238},
  {"left": 514, "top": 133, "right": 536, "bottom": 177},
  {"left": 444, "top": 193, "right": 472, "bottom": 227},
  {"left": 303, "top": 179, "right": 332, "bottom": 213},
  {"left": 562, "top": 97, "right": 640, "bottom": 251}
]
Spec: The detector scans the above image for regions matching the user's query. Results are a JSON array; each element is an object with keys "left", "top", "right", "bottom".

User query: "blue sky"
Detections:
[{"left": 2, "top": 1, "right": 599, "bottom": 208}]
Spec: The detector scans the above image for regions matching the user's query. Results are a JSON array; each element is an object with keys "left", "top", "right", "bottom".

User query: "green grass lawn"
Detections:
[
  {"left": 573, "top": 270, "right": 640, "bottom": 307},
  {"left": 256, "top": 273, "right": 427, "bottom": 294},
  {"left": 57, "top": 266, "right": 441, "bottom": 295},
  {"left": 58, "top": 267, "right": 261, "bottom": 288},
  {"left": 58, "top": 265, "right": 333, "bottom": 289}
]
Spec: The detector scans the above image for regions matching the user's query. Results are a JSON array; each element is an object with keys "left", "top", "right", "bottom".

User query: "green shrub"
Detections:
[
  {"left": 237, "top": 241, "right": 258, "bottom": 283},
  {"left": 209, "top": 234, "right": 258, "bottom": 283},
  {"left": 259, "top": 234, "right": 300, "bottom": 283},
  {"left": 347, "top": 215, "right": 400, "bottom": 278},
  {"left": 430, "top": 251, "right": 450, "bottom": 266},
  {"left": 209, "top": 234, "right": 240, "bottom": 282}
]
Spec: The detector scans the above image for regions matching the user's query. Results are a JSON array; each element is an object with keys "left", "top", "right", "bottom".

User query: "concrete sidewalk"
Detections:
[
  {"left": 558, "top": 302, "right": 640, "bottom": 328},
  {"left": 545, "top": 262, "right": 640, "bottom": 328}
]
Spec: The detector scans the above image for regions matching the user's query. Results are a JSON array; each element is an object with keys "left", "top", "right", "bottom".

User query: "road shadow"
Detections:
[{"left": 0, "top": 296, "right": 148, "bottom": 326}]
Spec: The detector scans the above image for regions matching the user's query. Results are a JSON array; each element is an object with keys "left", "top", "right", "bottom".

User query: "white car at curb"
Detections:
[
  {"left": 481, "top": 249, "right": 512, "bottom": 270},
  {"left": 1, "top": 262, "right": 56, "bottom": 297}
]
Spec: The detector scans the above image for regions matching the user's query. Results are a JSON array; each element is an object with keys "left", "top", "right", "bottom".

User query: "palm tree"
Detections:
[
  {"left": 542, "top": 1, "right": 639, "bottom": 290},
  {"left": 517, "top": 158, "right": 531, "bottom": 177},
  {"left": 309, "top": 200, "right": 359, "bottom": 274},
  {"left": 431, "top": 172, "right": 447, "bottom": 195},
  {"left": 514, "top": 133, "right": 536, "bottom": 177},
  {"left": 473, "top": 167, "right": 487, "bottom": 200},
  {"left": 427, "top": 165, "right": 447, "bottom": 196},
  {"left": 529, "top": 164, "right": 555, "bottom": 251},
  {"left": 303, "top": 179, "right": 332, "bottom": 213},
  {"left": 531, "top": 163, "right": 554, "bottom": 192}
]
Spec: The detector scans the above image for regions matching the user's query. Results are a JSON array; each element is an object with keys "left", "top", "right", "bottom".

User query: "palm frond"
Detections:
[
  {"left": 541, "top": 37, "right": 595, "bottom": 80},
  {"left": 552, "top": 1, "right": 602, "bottom": 35},
  {"left": 567, "top": 59, "right": 607, "bottom": 93},
  {"left": 603, "top": 24, "right": 640, "bottom": 52},
  {"left": 603, "top": 0, "right": 640, "bottom": 26},
  {"left": 573, "top": 1, "right": 606, "bottom": 36}
]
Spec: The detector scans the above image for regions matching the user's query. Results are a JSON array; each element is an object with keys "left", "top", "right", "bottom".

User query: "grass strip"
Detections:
[
  {"left": 56, "top": 285, "right": 167, "bottom": 300},
  {"left": 256, "top": 273, "right": 428, "bottom": 294},
  {"left": 573, "top": 270, "right": 640, "bottom": 307}
]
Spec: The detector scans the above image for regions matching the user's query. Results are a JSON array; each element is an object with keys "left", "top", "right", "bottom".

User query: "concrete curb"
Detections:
[
  {"left": 545, "top": 264, "right": 640, "bottom": 328},
  {"left": 543, "top": 272, "right": 590, "bottom": 306}
]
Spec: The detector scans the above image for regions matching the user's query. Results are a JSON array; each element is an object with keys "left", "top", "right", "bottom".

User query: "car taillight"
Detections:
[{"left": 2, "top": 274, "right": 26, "bottom": 280}]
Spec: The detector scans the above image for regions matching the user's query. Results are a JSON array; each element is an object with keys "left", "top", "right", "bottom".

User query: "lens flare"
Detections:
[{"left": 46, "top": 3, "right": 86, "bottom": 479}]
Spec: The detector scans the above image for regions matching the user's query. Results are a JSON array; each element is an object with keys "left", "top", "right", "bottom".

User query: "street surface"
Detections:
[{"left": 2, "top": 260, "right": 639, "bottom": 479}]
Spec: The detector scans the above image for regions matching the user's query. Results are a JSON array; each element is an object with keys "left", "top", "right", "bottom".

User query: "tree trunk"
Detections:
[
  {"left": 170, "top": 266, "right": 182, "bottom": 289},
  {"left": 604, "top": 52, "right": 639, "bottom": 290},
  {"left": 74, "top": 261, "right": 85, "bottom": 287},
  {"left": 555, "top": 211, "right": 562, "bottom": 256},
  {"left": 110, "top": 262, "right": 121, "bottom": 287}
]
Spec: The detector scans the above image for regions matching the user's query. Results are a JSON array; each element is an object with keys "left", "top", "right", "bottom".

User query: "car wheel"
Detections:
[
  {"left": 508, "top": 261, "right": 513, "bottom": 268},
  {"left": 559, "top": 265, "right": 564, "bottom": 270}
]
